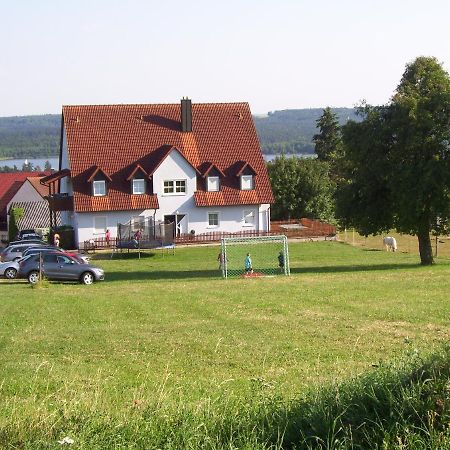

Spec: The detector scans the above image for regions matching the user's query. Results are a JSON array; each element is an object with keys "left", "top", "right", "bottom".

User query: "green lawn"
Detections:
[{"left": 0, "top": 241, "right": 449, "bottom": 448}]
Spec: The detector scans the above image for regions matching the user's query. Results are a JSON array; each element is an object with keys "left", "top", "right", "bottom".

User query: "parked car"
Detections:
[
  {"left": 8, "top": 239, "right": 47, "bottom": 247},
  {"left": 18, "top": 252, "right": 105, "bottom": 285},
  {"left": 0, "top": 259, "right": 20, "bottom": 279},
  {"left": 22, "top": 246, "right": 90, "bottom": 264},
  {"left": 16, "top": 229, "right": 42, "bottom": 240},
  {"left": 0, "top": 242, "right": 48, "bottom": 262}
]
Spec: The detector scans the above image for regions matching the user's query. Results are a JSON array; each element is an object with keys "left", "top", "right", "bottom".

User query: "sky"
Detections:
[{"left": 1, "top": 0, "right": 450, "bottom": 116}]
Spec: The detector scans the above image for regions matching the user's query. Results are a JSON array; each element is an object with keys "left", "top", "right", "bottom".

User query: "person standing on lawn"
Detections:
[{"left": 244, "top": 253, "right": 253, "bottom": 274}]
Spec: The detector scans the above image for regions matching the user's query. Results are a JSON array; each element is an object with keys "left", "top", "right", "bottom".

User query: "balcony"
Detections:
[{"left": 46, "top": 193, "right": 74, "bottom": 211}]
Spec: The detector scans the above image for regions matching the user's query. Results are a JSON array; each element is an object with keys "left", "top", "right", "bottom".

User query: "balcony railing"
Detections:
[{"left": 46, "top": 194, "right": 74, "bottom": 211}]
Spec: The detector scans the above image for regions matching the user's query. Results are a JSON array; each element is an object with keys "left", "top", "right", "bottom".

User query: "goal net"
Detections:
[{"left": 220, "top": 235, "right": 290, "bottom": 278}]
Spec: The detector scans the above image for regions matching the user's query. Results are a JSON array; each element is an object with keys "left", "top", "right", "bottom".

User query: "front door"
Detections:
[{"left": 164, "top": 214, "right": 187, "bottom": 237}]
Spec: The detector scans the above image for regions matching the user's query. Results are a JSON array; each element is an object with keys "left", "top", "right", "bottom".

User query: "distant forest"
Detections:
[
  {"left": 253, "top": 108, "right": 358, "bottom": 155},
  {"left": 0, "top": 115, "right": 60, "bottom": 159},
  {"left": 0, "top": 108, "right": 358, "bottom": 161}
]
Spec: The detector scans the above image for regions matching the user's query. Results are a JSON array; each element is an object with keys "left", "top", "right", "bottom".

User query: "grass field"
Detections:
[
  {"left": 1, "top": 241, "right": 449, "bottom": 448},
  {"left": 337, "top": 229, "right": 450, "bottom": 258}
]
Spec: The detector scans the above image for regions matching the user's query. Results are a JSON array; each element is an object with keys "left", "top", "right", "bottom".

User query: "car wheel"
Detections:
[
  {"left": 81, "top": 271, "right": 94, "bottom": 285},
  {"left": 4, "top": 267, "right": 17, "bottom": 279},
  {"left": 28, "top": 271, "right": 40, "bottom": 284}
]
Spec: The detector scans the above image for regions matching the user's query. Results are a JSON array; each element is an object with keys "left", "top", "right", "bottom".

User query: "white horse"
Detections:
[{"left": 383, "top": 236, "right": 397, "bottom": 252}]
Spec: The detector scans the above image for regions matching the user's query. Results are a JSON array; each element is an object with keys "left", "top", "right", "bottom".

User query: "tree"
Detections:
[
  {"left": 268, "top": 155, "right": 335, "bottom": 222},
  {"left": 313, "top": 107, "right": 343, "bottom": 162},
  {"left": 267, "top": 155, "right": 301, "bottom": 220},
  {"left": 339, "top": 57, "right": 450, "bottom": 265},
  {"left": 8, "top": 207, "right": 24, "bottom": 241}
]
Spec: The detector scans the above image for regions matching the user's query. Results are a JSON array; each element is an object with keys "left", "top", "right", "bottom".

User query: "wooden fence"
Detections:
[
  {"left": 175, "top": 218, "right": 336, "bottom": 245},
  {"left": 81, "top": 219, "right": 336, "bottom": 250}
]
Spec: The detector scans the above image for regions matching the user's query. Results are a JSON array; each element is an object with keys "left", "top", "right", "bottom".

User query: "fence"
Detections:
[
  {"left": 174, "top": 218, "right": 336, "bottom": 245},
  {"left": 80, "top": 218, "right": 337, "bottom": 250},
  {"left": 337, "top": 229, "right": 450, "bottom": 259}
]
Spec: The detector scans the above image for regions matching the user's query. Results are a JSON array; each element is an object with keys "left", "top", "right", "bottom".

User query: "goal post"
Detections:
[{"left": 220, "top": 235, "right": 290, "bottom": 278}]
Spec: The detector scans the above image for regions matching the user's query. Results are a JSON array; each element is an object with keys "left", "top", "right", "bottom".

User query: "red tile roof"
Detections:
[
  {"left": 0, "top": 172, "right": 49, "bottom": 228},
  {"left": 62, "top": 102, "right": 273, "bottom": 212},
  {"left": 27, "top": 177, "right": 50, "bottom": 198}
]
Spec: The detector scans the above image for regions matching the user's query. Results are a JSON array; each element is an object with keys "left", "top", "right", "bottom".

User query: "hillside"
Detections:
[
  {"left": 0, "top": 115, "right": 60, "bottom": 159},
  {"left": 253, "top": 107, "right": 358, "bottom": 154},
  {"left": 0, "top": 108, "right": 357, "bottom": 160}
]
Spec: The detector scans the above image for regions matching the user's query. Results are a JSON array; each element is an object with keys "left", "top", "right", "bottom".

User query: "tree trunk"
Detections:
[{"left": 417, "top": 231, "right": 434, "bottom": 265}]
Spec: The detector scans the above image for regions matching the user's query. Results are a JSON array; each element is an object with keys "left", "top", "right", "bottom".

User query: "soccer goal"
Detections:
[{"left": 220, "top": 235, "right": 290, "bottom": 278}]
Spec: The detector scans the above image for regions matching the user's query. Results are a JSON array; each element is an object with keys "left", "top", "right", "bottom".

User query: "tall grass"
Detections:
[{"left": 1, "top": 348, "right": 449, "bottom": 449}]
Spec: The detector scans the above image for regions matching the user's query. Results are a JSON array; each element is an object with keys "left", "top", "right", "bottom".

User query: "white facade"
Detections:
[{"left": 73, "top": 204, "right": 271, "bottom": 244}]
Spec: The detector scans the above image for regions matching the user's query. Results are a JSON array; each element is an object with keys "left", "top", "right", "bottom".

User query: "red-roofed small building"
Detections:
[
  {"left": 0, "top": 172, "right": 48, "bottom": 241},
  {"left": 44, "top": 99, "right": 274, "bottom": 246}
]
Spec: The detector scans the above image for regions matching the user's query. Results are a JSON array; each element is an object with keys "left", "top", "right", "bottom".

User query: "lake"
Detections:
[
  {"left": 0, "top": 157, "right": 59, "bottom": 170},
  {"left": 0, "top": 154, "right": 314, "bottom": 169},
  {"left": 264, "top": 153, "right": 316, "bottom": 161}
]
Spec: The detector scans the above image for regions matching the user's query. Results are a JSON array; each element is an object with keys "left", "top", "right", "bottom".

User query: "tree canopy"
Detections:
[
  {"left": 338, "top": 56, "right": 450, "bottom": 265},
  {"left": 268, "top": 155, "right": 335, "bottom": 222}
]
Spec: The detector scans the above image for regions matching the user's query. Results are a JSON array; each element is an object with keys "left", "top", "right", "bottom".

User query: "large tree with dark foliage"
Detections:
[
  {"left": 268, "top": 155, "right": 335, "bottom": 222},
  {"left": 313, "top": 107, "right": 343, "bottom": 162},
  {"left": 338, "top": 57, "right": 450, "bottom": 265}
]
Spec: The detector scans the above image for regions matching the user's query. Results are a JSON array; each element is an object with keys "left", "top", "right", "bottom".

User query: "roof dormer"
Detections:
[
  {"left": 87, "top": 166, "right": 112, "bottom": 197},
  {"left": 202, "top": 163, "right": 225, "bottom": 192},
  {"left": 126, "top": 164, "right": 149, "bottom": 195},
  {"left": 235, "top": 161, "right": 257, "bottom": 191}
]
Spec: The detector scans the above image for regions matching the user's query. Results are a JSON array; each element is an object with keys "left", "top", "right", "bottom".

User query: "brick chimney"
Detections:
[{"left": 181, "top": 97, "right": 192, "bottom": 132}]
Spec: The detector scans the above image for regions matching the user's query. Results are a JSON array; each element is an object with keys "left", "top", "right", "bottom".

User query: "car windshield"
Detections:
[{"left": 17, "top": 255, "right": 33, "bottom": 263}]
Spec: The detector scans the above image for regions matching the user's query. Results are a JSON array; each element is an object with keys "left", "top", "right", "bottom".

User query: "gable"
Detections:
[{"left": 153, "top": 148, "right": 197, "bottom": 180}]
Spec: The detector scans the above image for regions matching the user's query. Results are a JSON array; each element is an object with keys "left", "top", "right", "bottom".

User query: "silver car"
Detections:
[
  {"left": 0, "top": 260, "right": 20, "bottom": 279},
  {"left": 18, "top": 252, "right": 105, "bottom": 285},
  {"left": 0, "top": 243, "right": 47, "bottom": 262}
]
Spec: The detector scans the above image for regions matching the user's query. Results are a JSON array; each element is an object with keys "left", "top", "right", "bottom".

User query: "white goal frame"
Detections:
[{"left": 220, "top": 235, "right": 290, "bottom": 279}]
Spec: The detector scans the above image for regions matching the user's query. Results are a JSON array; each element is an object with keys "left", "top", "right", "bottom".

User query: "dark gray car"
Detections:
[{"left": 18, "top": 253, "right": 105, "bottom": 284}]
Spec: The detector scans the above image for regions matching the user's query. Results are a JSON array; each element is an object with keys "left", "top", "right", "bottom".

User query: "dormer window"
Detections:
[
  {"left": 127, "top": 164, "right": 149, "bottom": 195},
  {"left": 235, "top": 161, "right": 256, "bottom": 191},
  {"left": 88, "top": 166, "right": 111, "bottom": 197},
  {"left": 207, "top": 176, "right": 220, "bottom": 192},
  {"left": 240, "top": 174, "right": 254, "bottom": 190},
  {"left": 132, "top": 178, "right": 146, "bottom": 195},
  {"left": 93, "top": 180, "right": 106, "bottom": 196},
  {"left": 201, "top": 163, "right": 224, "bottom": 193}
]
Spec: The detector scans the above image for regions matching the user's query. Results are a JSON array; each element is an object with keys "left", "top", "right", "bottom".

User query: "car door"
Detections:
[
  {"left": 42, "top": 254, "right": 59, "bottom": 279},
  {"left": 56, "top": 255, "right": 80, "bottom": 280}
]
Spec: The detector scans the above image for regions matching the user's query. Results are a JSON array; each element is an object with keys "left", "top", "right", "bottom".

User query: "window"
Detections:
[
  {"left": 93, "top": 180, "right": 106, "bottom": 196},
  {"left": 163, "top": 180, "right": 186, "bottom": 195},
  {"left": 243, "top": 210, "right": 255, "bottom": 226},
  {"left": 240, "top": 175, "right": 254, "bottom": 190},
  {"left": 208, "top": 212, "right": 219, "bottom": 227},
  {"left": 207, "top": 176, "right": 220, "bottom": 192},
  {"left": 43, "top": 254, "right": 58, "bottom": 263},
  {"left": 57, "top": 255, "right": 73, "bottom": 264},
  {"left": 132, "top": 178, "right": 145, "bottom": 194},
  {"left": 94, "top": 216, "right": 107, "bottom": 235}
]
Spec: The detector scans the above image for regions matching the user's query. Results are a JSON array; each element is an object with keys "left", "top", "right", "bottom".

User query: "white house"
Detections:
[{"left": 41, "top": 99, "right": 274, "bottom": 247}]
